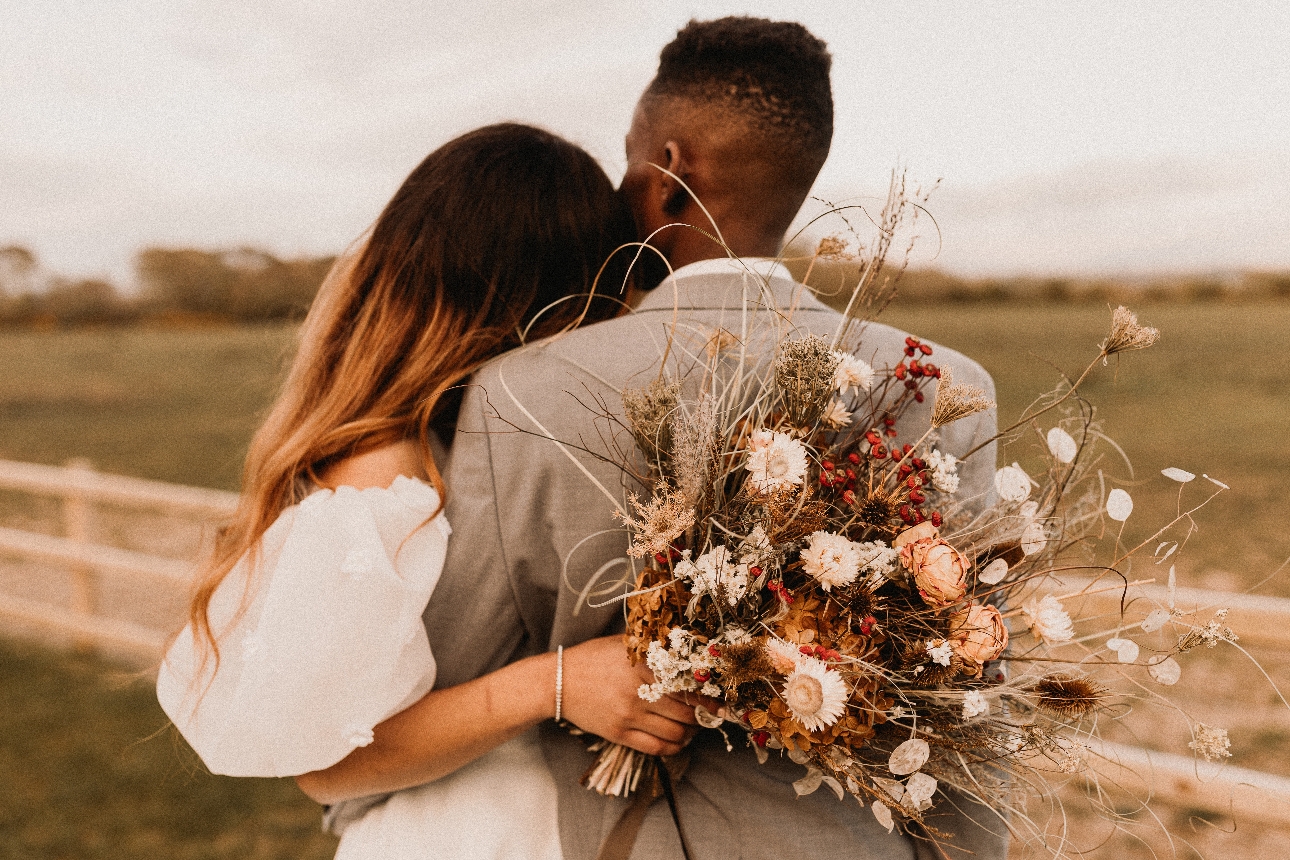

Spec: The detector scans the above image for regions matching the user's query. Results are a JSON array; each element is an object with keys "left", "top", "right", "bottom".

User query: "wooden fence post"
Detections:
[{"left": 62, "top": 458, "right": 97, "bottom": 650}]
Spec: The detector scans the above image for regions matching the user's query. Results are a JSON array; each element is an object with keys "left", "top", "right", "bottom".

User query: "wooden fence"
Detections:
[
  {"left": 0, "top": 457, "right": 1288, "bottom": 823},
  {"left": 0, "top": 458, "right": 237, "bottom": 656}
]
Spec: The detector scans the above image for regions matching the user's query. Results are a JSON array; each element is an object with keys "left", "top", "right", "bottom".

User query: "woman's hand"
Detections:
[{"left": 560, "top": 635, "right": 722, "bottom": 757}]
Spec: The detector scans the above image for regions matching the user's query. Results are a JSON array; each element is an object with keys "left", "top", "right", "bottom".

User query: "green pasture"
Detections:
[
  {"left": 0, "top": 637, "right": 337, "bottom": 859},
  {"left": 880, "top": 299, "right": 1290, "bottom": 592},
  {"left": 0, "top": 298, "right": 1287, "bottom": 857},
  {"left": 1, "top": 299, "right": 1286, "bottom": 589}
]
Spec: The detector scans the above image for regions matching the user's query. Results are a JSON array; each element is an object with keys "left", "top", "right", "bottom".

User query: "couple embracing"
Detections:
[{"left": 158, "top": 16, "right": 1007, "bottom": 860}]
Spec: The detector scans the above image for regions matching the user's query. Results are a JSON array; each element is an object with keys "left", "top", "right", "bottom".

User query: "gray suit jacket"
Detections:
[{"left": 423, "top": 259, "right": 1008, "bottom": 860}]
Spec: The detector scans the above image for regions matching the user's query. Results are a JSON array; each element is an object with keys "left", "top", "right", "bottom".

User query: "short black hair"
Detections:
[{"left": 644, "top": 17, "right": 833, "bottom": 166}]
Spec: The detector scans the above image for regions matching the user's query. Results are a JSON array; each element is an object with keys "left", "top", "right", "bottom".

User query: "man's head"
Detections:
[{"left": 623, "top": 17, "right": 833, "bottom": 268}]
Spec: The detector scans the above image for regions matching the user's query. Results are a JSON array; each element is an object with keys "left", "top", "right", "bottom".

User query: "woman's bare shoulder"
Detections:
[{"left": 318, "top": 439, "right": 430, "bottom": 491}]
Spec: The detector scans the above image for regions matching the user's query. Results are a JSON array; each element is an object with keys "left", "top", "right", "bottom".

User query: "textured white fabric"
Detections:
[
  {"left": 158, "top": 475, "right": 450, "bottom": 777},
  {"left": 157, "top": 475, "right": 563, "bottom": 858},
  {"left": 334, "top": 729, "right": 561, "bottom": 860}
]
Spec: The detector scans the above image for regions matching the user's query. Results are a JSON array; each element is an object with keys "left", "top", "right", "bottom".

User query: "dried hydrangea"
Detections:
[
  {"left": 1188, "top": 723, "right": 1232, "bottom": 762},
  {"left": 616, "top": 490, "right": 695, "bottom": 559}
]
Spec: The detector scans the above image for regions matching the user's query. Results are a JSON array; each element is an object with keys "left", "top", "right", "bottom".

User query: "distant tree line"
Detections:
[
  {"left": 0, "top": 245, "right": 336, "bottom": 327},
  {"left": 3, "top": 241, "right": 1288, "bottom": 329},
  {"left": 782, "top": 241, "right": 1290, "bottom": 313}
]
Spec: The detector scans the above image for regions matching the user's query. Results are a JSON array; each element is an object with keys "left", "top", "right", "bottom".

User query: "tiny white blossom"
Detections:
[
  {"left": 927, "top": 639, "right": 954, "bottom": 666},
  {"left": 962, "top": 690, "right": 989, "bottom": 720},
  {"left": 855, "top": 540, "right": 900, "bottom": 583},
  {"left": 832, "top": 351, "right": 874, "bottom": 395},
  {"left": 822, "top": 399, "right": 853, "bottom": 428},
  {"left": 926, "top": 449, "right": 960, "bottom": 494},
  {"left": 683, "top": 546, "right": 749, "bottom": 605}
]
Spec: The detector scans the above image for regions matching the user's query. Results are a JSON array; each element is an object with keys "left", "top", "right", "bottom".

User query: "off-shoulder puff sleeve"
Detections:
[{"left": 157, "top": 476, "right": 450, "bottom": 778}]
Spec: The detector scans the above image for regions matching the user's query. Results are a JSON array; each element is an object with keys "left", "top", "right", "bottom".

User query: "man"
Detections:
[{"left": 425, "top": 17, "right": 1007, "bottom": 860}]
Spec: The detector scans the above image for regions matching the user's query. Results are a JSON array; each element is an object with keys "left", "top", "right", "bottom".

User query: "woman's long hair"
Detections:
[{"left": 187, "top": 123, "right": 634, "bottom": 661}]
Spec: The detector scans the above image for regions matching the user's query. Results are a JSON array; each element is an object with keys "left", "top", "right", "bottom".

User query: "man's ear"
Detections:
[{"left": 660, "top": 140, "right": 689, "bottom": 217}]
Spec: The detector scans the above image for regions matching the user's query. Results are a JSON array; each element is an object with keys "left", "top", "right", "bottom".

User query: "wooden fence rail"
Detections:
[
  {"left": 0, "top": 458, "right": 1288, "bottom": 822},
  {"left": 0, "top": 458, "right": 236, "bottom": 655}
]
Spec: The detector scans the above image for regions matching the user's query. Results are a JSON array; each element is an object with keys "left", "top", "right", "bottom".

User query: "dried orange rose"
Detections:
[
  {"left": 900, "top": 537, "right": 969, "bottom": 608},
  {"left": 949, "top": 602, "right": 1009, "bottom": 672}
]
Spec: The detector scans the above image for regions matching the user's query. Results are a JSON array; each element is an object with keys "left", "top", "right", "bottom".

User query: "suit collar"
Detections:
[{"left": 633, "top": 256, "right": 833, "bottom": 315}]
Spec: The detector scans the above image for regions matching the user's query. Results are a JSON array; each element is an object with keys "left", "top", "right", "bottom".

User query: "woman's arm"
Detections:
[
  {"left": 299, "top": 441, "right": 713, "bottom": 805},
  {"left": 295, "top": 635, "right": 706, "bottom": 805}
]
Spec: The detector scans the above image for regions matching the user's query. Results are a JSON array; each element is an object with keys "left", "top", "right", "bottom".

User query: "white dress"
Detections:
[{"left": 156, "top": 476, "right": 562, "bottom": 860}]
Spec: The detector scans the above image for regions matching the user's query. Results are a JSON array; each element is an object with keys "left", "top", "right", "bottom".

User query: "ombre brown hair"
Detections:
[{"left": 187, "top": 123, "right": 633, "bottom": 659}]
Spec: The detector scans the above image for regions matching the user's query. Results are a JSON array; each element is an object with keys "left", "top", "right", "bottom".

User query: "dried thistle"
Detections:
[
  {"left": 622, "top": 379, "right": 680, "bottom": 465},
  {"left": 775, "top": 335, "right": 841, "bottom": 429},
  {"left": 1029, "top": 674, "right": 1107, "bottom": 718},
  {"left": 930, "top": 366, "right": 995, "bottom": 428},
  {"left": 720, "top": 640, "right": 775, "bottom": 689},
  {"left": 1188, "top": 723, "right": 1232, "bottom": 762},
  {"left": 1101, "top": 306, "right": 1160, "bottom": 356},
  {"left": 616, "top": 491, "right": 695, "bottom": 559},
  {"left": 851, "top": 485, "right": 901, "bottom": 533},
  {"left": 671, "top": 394, "right": 720, "bottom": 508}
]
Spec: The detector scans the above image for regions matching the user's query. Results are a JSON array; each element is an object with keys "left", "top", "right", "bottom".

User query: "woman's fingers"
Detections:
[
  {"left": 647, "top": 693, "right": 702, "bottom": 725},
  {"left": 618, "top": 729, "right": 687, "bottom": 758}
]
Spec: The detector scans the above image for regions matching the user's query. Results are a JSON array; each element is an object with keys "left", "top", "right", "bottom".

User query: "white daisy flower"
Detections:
[
  {"left": 831, "top": 351, "right": 874, "bottom": 395},
  {"left": 765, "top": 637, "right": 803, "bottom": 674},
  {"left": 1023, "top": 595, "right": 1075, "bottom": 645},
  {"left": 822, "top": 399, "right": 852, "bottom": 428},
  {"left": 801, "top": 531, "right": 863, "bottom": 591},
  {"left": 781, "top": 656, "right": 848, "bottom": 732},
  {"left": 744, "top": 430, "right": 809, "bottom": 493}
]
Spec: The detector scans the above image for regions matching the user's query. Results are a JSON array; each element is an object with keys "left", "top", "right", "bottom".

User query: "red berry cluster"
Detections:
[
  {"left": 897, "top": 453, "right": 944, "bottom": 528},
  {"left": 859, "top": 615, "right": 878, "bottom": 635},
  {"left": 799, "top": 643, "right": 842, "bottom": 661},
  {"left": 893, "top": 337, "right": 941, "bottom": 403},
  {"left": 766, "top": 579, "right": 794, "bottom": 604},
  {"left": 652, "top": 546, "right": 684, "bottom": 567}
]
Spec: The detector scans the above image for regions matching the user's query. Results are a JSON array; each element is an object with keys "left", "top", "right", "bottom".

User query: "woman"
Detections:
[{"left": 157, "top": 124, "right": 700, "bottom": 859}]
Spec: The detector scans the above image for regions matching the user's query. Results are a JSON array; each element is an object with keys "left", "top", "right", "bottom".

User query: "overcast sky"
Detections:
[{"left": 4, "top": 0, "right": 1289, "bottom": 285}]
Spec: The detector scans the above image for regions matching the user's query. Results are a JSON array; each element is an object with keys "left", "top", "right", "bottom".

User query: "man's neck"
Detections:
[{"left": 665, "top": 227, "right": 782, "bottom": 271}]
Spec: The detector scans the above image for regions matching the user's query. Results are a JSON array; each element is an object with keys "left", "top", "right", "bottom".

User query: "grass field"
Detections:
[
  {"left": 0, "top": 637, "right": 337, "bottom": 859},
  {"left": 1, "top": 299, "right": 1286, "bottom": 589},
  {"left": 0, "top": 299, "right": 1287, "bottom": 859}
]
